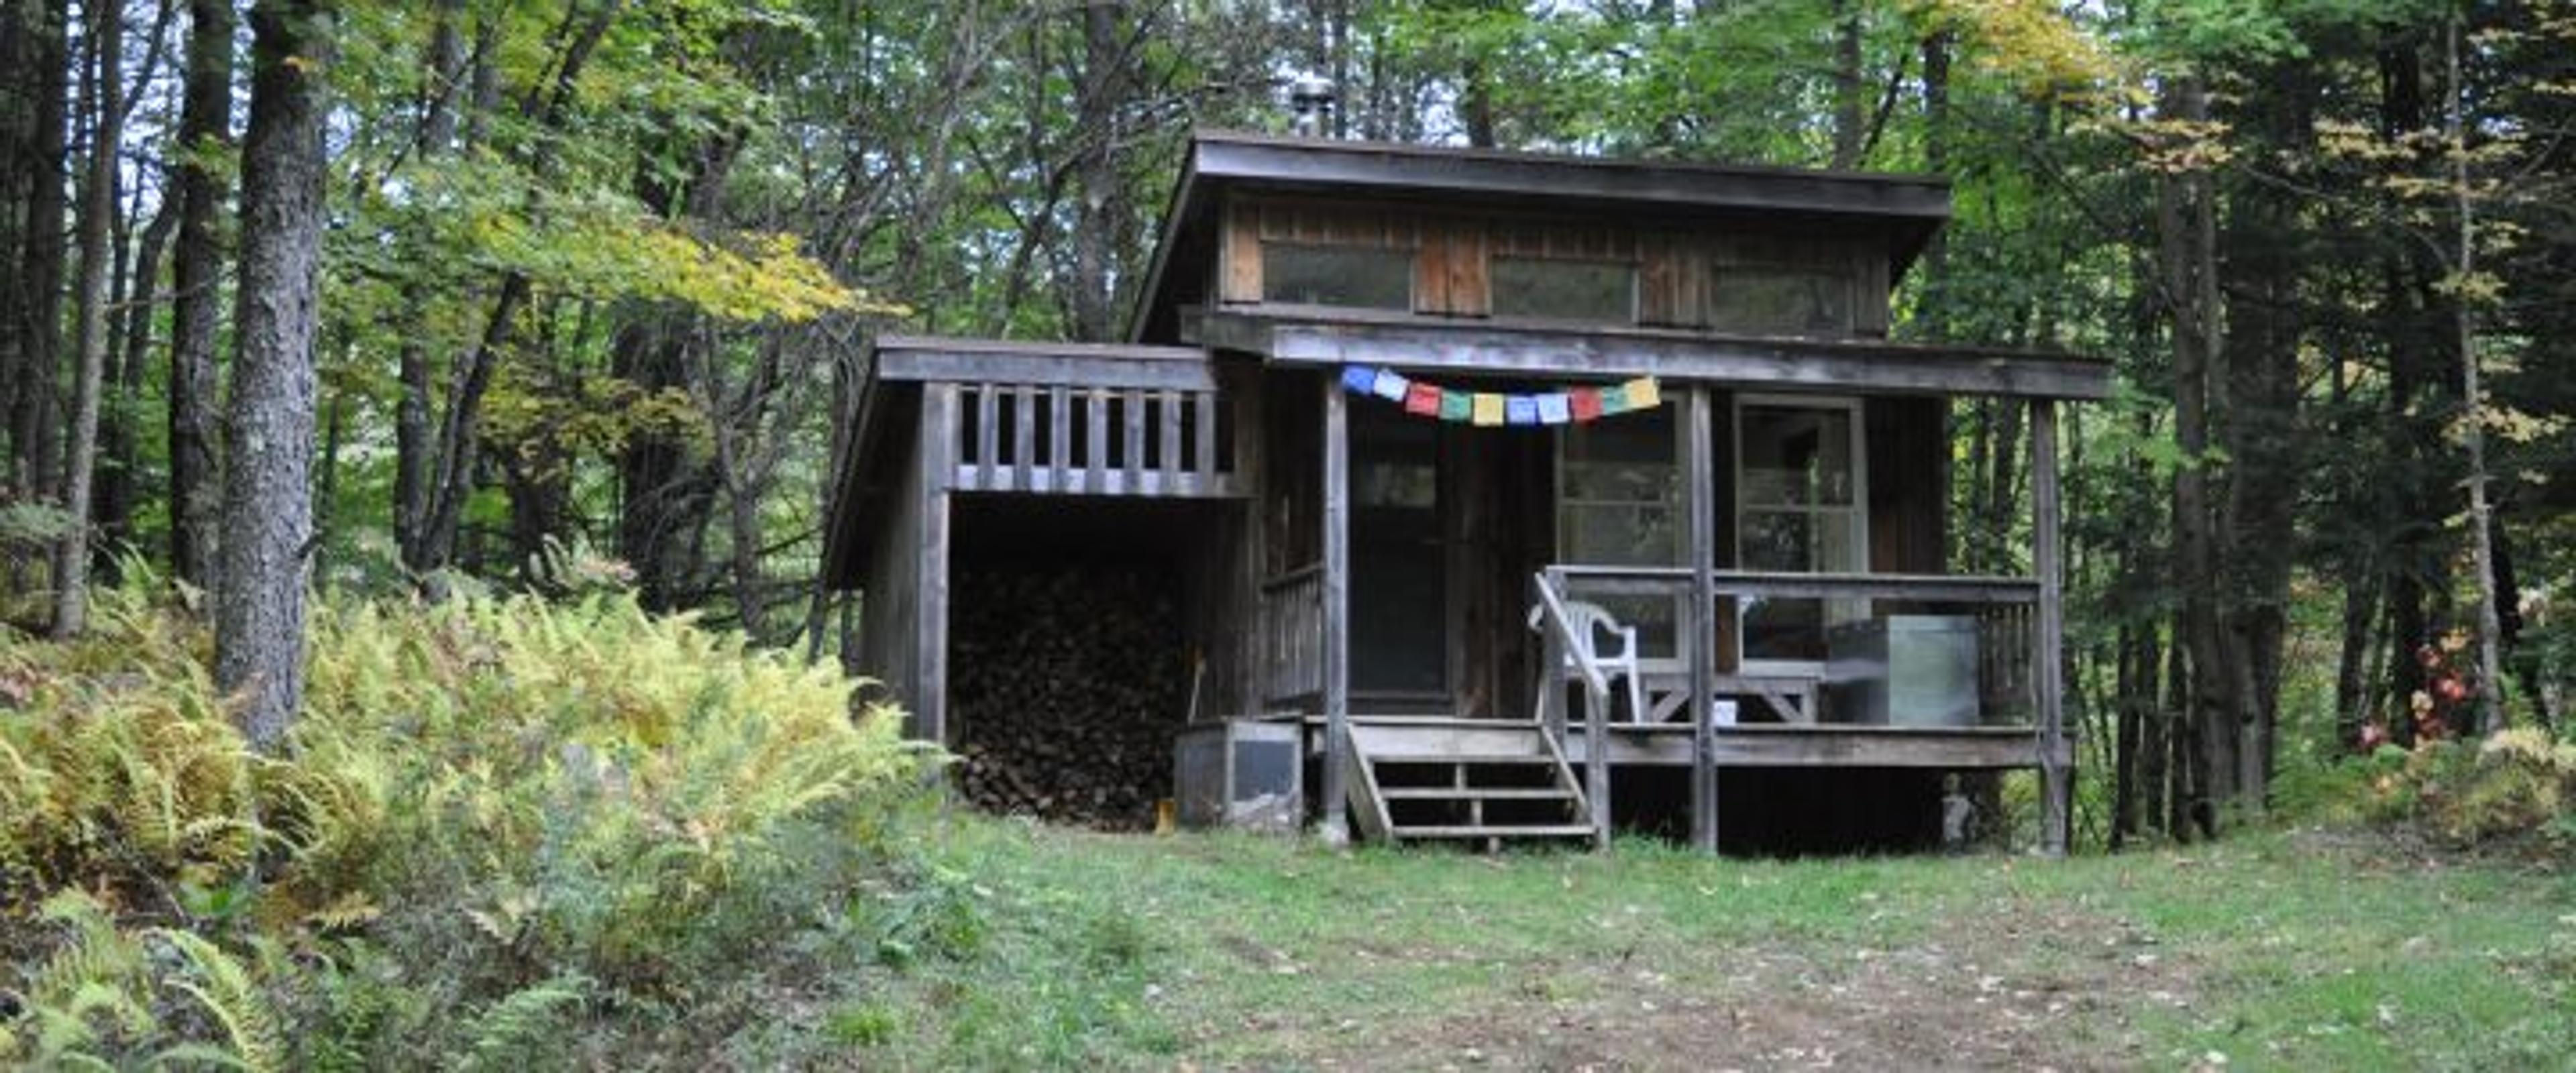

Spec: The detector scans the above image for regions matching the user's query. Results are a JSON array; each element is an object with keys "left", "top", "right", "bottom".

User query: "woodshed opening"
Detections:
[{"left": 945, "top": 495, "right": 1244, "bottom": 830}]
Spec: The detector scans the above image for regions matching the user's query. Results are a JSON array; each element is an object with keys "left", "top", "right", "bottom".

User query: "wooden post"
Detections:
[
  {"left": 1538, "top": 574, "right": 1566, "bottom": 740},
  {"left": 1320, "top": 373, "right": 1352, "bottom": 844},
  {"left": 1685, "top": 386, "right": 1719, "bottom": 853},
  {"left": 1238, "top": 371, "right": 1267, "bottom": 720},
  {"left": 916, "top": 384, "right": 960, "bottom": 750},
  {"left": 1586, "top": 675, "right": 1611, "bottom": 850},
  {"left": 2031, "top": 398, "right": 2071, "bottom": 856}
]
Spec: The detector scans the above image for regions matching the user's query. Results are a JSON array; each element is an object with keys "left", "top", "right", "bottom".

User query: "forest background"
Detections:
[{"left": 3, "top": 0, "right": 2572, "bottom": 848}]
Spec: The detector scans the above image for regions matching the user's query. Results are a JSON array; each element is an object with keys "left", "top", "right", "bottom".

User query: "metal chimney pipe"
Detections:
[{"left": 1289, "top": 76, "right": 1337, "bottom": 137}]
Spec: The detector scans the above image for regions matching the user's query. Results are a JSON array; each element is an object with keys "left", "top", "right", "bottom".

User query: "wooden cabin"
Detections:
[{"left": 822, "top": 131, "right": 2108, "bottom": 852}]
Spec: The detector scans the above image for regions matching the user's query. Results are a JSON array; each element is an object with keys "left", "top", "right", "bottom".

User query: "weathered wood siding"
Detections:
[
  {"left": 856, "top": 395, "right": 928, "bottom": 736},
  {"left": 1216, "top": 193, "right": 1890, "bottom": 336},
  {"left": 1866, "top": 395, "right": 1949, "bottom": 575}
]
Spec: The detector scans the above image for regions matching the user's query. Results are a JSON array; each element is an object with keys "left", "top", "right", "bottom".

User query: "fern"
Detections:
[
  {"left": 150, "top": 929, "right": 286, "bottom": 1073},
  {"left": 454, "top": 976, "right": 590, "bottom": 1072},
  {"left": 8, "top": 576, "right": 938, "bottom": 1062},
  {"left": 5, "top": 891, "right": 152, "bottom": 1066}
]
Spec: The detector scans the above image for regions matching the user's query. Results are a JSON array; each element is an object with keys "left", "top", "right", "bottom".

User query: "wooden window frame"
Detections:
[
  {"left": 1487, "top": 253, "right": 1644, "bottom": 327},
  {"left": 1731, "top": 392, "right": 1870, "bottom": 677}
]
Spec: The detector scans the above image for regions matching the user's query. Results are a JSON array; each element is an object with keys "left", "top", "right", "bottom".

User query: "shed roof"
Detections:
[{"left": 1130, "top": 131, "right": 1954, "bottom": 343}]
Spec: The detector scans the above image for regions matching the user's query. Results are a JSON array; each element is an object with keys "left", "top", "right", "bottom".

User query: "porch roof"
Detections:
[{"left": 1191, "top": 306, "right": 2115, "bottom": 401}]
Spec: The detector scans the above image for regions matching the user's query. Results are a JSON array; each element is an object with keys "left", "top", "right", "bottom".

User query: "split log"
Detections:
[{"left": 949, "top": 558, "right": 1189, "bottom": 828}]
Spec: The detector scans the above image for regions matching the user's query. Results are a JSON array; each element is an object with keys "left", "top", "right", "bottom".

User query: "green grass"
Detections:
[{"left": 853, "top": 820, "right": 2576, "bottom": 1070}]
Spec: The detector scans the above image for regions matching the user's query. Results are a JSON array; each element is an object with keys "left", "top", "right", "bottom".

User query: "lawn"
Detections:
[{"left": 862, "top": 822, "right": 2576, "bottom": 1070}]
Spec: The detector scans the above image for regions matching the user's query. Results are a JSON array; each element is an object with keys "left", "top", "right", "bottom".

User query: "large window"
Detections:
[
  {"left": 1556, "top": 405, "right": 1682, "bottom": 656},
  {"left": 1735, "top": 397, "right": 1867, "bottom": 665},
  {"left": 1262, "top": 243, "right": 1413, "bottom": 309},
  {"left": 1491, "top": 256, "right": 1638, "bottom": 323}
]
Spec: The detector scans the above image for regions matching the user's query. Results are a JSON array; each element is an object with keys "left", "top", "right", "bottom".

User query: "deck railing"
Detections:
[
  {"left": 949, "top": 381, "right": 1242, "bottom": 497},
  {"left": 1259, "top": 564, "right": 1326, "bottom": 706},
  {"left": 1540, "top": 565, "right": 2044, "bottom": 728}
]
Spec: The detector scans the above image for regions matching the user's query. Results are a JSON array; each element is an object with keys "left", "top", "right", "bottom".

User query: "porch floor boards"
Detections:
[{"left": 1269, "top": 714, "right": 2066, "bottom": 771}]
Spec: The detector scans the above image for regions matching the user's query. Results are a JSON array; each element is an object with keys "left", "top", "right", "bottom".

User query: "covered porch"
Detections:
[{"left": 1213, "top": 308, "right": 2104, "bottom": 852}]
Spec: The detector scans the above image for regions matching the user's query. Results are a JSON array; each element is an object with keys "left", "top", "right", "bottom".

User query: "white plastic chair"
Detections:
[{"left": 1528, "top": 599, "right": 1650, "bottom": 724}]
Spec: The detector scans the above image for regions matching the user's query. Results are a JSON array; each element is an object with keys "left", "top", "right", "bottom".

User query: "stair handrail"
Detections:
[
  {"left": 1532, "top": 570, "right": 1615, "bottom": 849},
  {"left": 1531, "top": 571, "right": 1612, "bottom": 699}
]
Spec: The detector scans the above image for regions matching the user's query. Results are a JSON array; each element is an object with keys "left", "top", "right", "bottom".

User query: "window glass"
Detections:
[
  {"left": 1262, "top": 243, "right": 1413, "bottom": 308},
  {"left": 1711, "top": 269, "right": 1852, "bottom": 334},
  {"left": 1739, "top": 406, "right": 1856, "bottom": 507},
  {"left": 1491, "top": 256, "right": 1637, "bottom": 323},
  {"left": 1558, "top": 407, "right": 1682, "bottom": 656},
  {"left": 1736, "top": 400, "right": 1866, "bottom": 665}
]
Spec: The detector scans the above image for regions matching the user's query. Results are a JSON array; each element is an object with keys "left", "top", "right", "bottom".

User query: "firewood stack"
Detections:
[{"left": 949, "top": 559, "right": 1189, "bottom": 829}]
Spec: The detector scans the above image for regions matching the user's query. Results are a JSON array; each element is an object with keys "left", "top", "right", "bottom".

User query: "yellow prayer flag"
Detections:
[
  {"left": 1471, "top": 393, "right": 1505, "bottom": 427},
  {"left": 1622, "top": 377, "right": 1661, "bottom": 410}
]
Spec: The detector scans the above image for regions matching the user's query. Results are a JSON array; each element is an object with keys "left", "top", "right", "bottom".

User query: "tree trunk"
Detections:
[
  {"left": 393, "top": 0, "right": 466, "bottom": 571},
  {"left": 1069, "top": 0, "right": 1127, "bottom": 341},
  {"left": 1829, "top": 0, "right": 1864, "bottom": 168},
  {"left": 217, "top": 0, "right": 334, "bottom": 753},
  {"left": 2159, "top": 76, "right": 2239, "bottom": 832},
  {"left": 99, "top": 199, "right": 175, "bottom": 579},
  {"left": 168, "top": 0, "right": 233, "bottom": 589},
  {"left": 12, "top": 0, "right": 69, "bottom": 503},
  {"left": 53, "top": 0, "right": 122, "bottom": 636},
  {"left": 2375, "top": 31, "right": 2440, "bottom": 742},
  {"left": 2444, "top": 13, "right": 2508, "bottom": 733},
  {"left": 417, "top": 1, "right": 621, "bottom": 575},
  {"left": 2218, "top": 64, "right": 2312, "bottom": 805},
  {"left": 1917, "top": 30, "right": 1951, "bottom": 339}
]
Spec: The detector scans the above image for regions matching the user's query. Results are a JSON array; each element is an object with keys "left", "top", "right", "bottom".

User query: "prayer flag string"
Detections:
[{"left": 1336, "top": 365, "right": 1662, "bottom": 427}]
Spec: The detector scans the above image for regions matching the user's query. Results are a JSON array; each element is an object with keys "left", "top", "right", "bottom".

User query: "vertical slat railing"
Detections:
[
  {"left": 1259, "top": 565, "right": 1326, "bottom": 705},
  {"left": 1193, "top": 390, "right": 1219, "bottom": 490},
  {"left": 1010, "top": 384, "right": 1037, "bottom": 493},
  {"left": 1157, "top": 388, "right": 1183, "bottom": 497},
  {"left": 974, "top": 383, "right": 999, "bottom": 491},
  {"left": 1046, "top": 386, "right": 1070, "bottom": 494},
  {"left": 937, "top": 381, "right": 1235, "bottom": 498},
  {"left": 1085, "top": 388, "right": 1109, "bottom": 495},
  {"left": 1121, "top": 388, "right": 1146, "bottom": 496}
]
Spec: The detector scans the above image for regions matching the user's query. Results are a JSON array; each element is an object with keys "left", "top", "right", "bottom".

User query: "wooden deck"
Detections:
[{"left": 1281, "top": 716, "right": 2067, "bottom": 771}]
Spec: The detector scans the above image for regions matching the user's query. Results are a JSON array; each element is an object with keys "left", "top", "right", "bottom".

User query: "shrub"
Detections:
[
  {"left": 1, "top": 579, "right": 934, "bottom": 1066},
  {"left": 2352, "top": 728, "right": 2576, "bottom": 852}
]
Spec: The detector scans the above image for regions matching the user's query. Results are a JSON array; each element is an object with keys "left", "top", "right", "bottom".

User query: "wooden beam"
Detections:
[
  {"left": 1085, "top": 388, "right": 1108, "bottom": 494},
  {"left": 1685, "top": 386, "right": 1719, "bottom": 853},
  {"left": 2032, "top": 398, "right": 2071, "bottom": 856},
  {"left": 1046, "top": 387, "right": 1070, "bottom": 492},
  {"left": 915, "top": 384, "right": 959, "bottom": 750},
  {"left": 1320, "top": 374, "right": 1352, "bottom": 843},
  {"left": 1204, "top": 309, "right": 2112, "bottom": 400},
  {"left": 1012, "top": 385, "right": 1036, "bottom": 492},
  {"left": 1564, "top": 724, "right": 2073, "bottom": 769},
  {"left": 1122, "top": 389, "right": 1146, "bottom": 495},
  {"left": 878, "top": 349, "right": 1218, "bottom": 392},
  {"left": 1555, "top": 567, "right": 2039, "bottom": 604}
]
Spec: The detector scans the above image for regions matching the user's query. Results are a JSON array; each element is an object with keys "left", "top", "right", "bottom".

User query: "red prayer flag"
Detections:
[
  {"left": 1570, "top": 388, "right": 1604, "bottom": 421},
  {"left": 1404, "top": 382, "right": 1442, "bottom": 416}
]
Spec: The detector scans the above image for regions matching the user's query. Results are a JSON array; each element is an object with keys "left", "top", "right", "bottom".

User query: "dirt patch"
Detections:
[{"left": 1201, "top": 905, "right": 2197, "bottom": 1071}]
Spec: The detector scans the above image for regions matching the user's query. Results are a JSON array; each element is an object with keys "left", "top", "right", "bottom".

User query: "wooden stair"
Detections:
[{"left": 1342, "top": 720, "right": 1595, "bottom": 845}]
